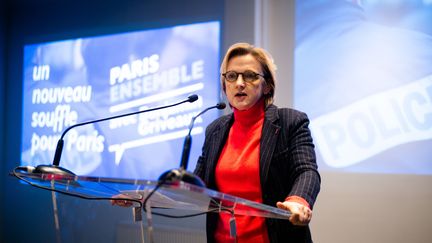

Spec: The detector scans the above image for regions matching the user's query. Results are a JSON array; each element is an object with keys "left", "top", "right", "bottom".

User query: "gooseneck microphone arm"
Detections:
[
  {"left": 179, "top": 102, "right": 226, "bottom": 170},
  {"left": 159, "top": 102, "right": 226, "bottom": 187},
  {"left": 52, "top": 94, "right": 198, "bottom": 167},
  {"left": 35, "top": 94, "right": 199, "bottom": 175}
]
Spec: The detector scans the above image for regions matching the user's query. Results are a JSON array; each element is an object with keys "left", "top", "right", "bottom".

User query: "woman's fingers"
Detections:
[{"left": 276, "top": 201, "right": 312, "bottom": 226}]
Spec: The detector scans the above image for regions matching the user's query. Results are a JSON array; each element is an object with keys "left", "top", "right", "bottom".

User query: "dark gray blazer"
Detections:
[{"left": 194, "top": 104, "right": 321, "bottom": 243}]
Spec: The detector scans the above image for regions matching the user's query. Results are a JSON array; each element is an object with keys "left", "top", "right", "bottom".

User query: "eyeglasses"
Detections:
[{"left": 222, "top": 70, "right": 264, "bottom": 83}]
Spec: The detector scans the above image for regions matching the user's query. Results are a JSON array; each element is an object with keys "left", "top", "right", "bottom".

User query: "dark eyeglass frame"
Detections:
[{"left": 222, "top": 70, "right": 264, "bottom": 83}]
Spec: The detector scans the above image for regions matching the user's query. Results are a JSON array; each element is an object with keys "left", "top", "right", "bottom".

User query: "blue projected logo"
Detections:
[{"left": 21, "top": 21, "right": 221, "bottom": 179}]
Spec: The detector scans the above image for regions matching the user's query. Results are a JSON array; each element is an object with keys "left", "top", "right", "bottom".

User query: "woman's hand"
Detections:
[{"left": 276, "top": 201, "right": 312, "bottom": 226}]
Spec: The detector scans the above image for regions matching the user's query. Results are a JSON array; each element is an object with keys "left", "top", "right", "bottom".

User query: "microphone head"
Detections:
[
  {"left": 188, "top": 94, "right": 199, "bottom": 103},
  {"left": 216, "top": 102, "right": 226, "bottom": 110}
]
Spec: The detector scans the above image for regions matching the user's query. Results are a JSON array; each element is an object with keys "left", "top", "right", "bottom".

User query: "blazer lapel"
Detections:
[{"left": 260, "top": 105, "right": 280, "bottom": 188}]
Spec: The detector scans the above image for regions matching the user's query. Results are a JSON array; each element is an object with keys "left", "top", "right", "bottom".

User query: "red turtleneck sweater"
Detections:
[{"left": 214, "top": 99, "right": 269, "bottom": 243}]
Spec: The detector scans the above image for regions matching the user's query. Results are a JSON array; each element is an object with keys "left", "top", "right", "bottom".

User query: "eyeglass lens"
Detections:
[{"left": 224, "top": 71, "right": 261, "bottom": 82}]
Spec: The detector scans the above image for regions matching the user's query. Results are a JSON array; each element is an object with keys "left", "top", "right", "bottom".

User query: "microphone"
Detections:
[
  {"left": 33, "top": 94, "right": 199, "bottom": 176},
  {"left": 158, "top": 102, "right": 226, "bottom": 187}
]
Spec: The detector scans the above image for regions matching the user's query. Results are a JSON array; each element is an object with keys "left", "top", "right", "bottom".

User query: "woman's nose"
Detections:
[{"left": 235, "top": 74, "right": 246, "bottom": 87}]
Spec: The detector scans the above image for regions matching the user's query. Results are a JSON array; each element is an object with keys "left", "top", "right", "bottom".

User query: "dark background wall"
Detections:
[{"left": 1, "top": 0, "right": 7, "bottom": 239}]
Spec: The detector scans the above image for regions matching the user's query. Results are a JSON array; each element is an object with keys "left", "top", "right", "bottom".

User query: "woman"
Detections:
[{"left": 194, "top": 42, "right": 321, "bottom": 243}]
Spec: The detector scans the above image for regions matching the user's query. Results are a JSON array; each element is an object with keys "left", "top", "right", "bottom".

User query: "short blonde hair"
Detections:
[{"left": 220, "top": 42, "right": 277, "bottom": 107}]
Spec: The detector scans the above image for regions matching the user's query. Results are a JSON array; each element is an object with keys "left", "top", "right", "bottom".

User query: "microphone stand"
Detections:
[
  {"left": 158, "top": 102, "right": 226, "bottom": 187},
  {"left": 33, "top": 95, "right": 199, "bottom": 176}
]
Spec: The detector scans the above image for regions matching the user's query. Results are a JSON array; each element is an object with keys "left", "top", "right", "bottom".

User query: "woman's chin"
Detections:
[{"left": 232, "top": 103, "right": 252, "bottom": 111}]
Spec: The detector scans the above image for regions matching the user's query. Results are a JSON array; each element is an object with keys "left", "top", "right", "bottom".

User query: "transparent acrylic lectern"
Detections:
[{"left": 12, "top": 168, "right": 291, "bottom": 243}]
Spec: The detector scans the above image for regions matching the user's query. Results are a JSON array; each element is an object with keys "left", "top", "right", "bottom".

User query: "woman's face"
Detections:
[{"left": 224, "top": 54, "right": 269, "bottom": 110}]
